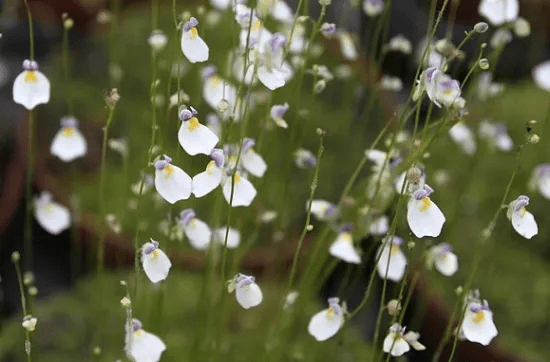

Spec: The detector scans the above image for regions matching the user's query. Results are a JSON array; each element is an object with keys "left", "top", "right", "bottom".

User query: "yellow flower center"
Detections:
[
  {"left": 419, "top": 197, "right": 431, "bottom": 212},
  {"left": 24, "top": 71, "right": 38, "bottom": 83},
  {"left": 325, "top": 307, "right": 335, "bottom": 319},
  {"left": 342, "top": 233, "right": 352, "bottom": 243},
  {"left": 63, "top": 127, "right": 76, "bottom": 137},
  {"left": 251, "top": 19, "right": 262, "bottom": 31},
  {"left": 44, "top": 203, "right": 54, "bottom": 214},
  {"left": 206, "top": 160, "right": 217, "bottom": 174},
  {"left": 443, "top": 88, "right": 453, "bottom": 96},
  {"left": 163, "top": 164, "right": 174, "bottom": 178},
  {"left": 134, "top": 330, "right": 144, "bottom": 337},
  {"left": 473, "top": 311, "right": 485, "bottom": 324},
  {"left": 189, "top": 27, "right": 198, "bottom": 39},
  {"left": 151, "top": 250, "right": 159, "bottom": 260},
  {"left": 234, "top": 173, "right": 241, "bottom": 184},
  {"left": 390, "top": 245, "right": 400, "bottom": 255},
  {"left": 520, "top": 206, "right": 526, "bottom": 218},
  {"left": 210, "top": 76, "right": 221, "bottom": 87},
  {"left": 187, "top": 117, "right": 200, "bottom": 131}
]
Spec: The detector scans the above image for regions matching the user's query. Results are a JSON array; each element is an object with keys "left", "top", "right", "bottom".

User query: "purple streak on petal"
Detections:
[
  {"left": 328, "top": 297, "right": 342, "bottom": 315},
  {"left": 210, "top": 148, "right": 225, "bottom": 168},
  {"left": 514, "top": 195, "right": 529, "bottom": 211},
  {"left": 60, "top": 116, "right": 78, "bottom": 128},
  {"left": 180, "top": 208, "right": 196, "bottom": 227},
  {"left": 183, "top": 17, "right": 199, "bottom": 32},
  {"left": 413, "top": 184, "right": 434, "bottom": 200},
  {"left": 235, "top": 274, "right": 255, "bottom": 288},
  {"left": 201, "top": 65, "right": 217, "bottom": 80},
  {"left": 179, "top": 108, "right": 193, "bottom": 122},
  {"left": 268, "top": 33, "right": 286, "bottom": 53},
  {"left": 242, "top": 138, "right": 256, "bottom": 153},
  {"left": 271, "top": 103, "right": 289, "bottom": 119},
  {"left": 132, "top": 319, "right": 142, "bottom": 332},
  {"left": 144, "top": 241, "right": 158, "bottom": 255}
]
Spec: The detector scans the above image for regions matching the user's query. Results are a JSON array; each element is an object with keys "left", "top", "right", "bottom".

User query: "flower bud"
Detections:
[
  {"left": 23, "top": 271, "right": 34, "bottom": 286},
  {"left": 319, "top": 0, "right": 332, "bottom": 6},
  {"left": 407, "top": 166, "right": 422, "bottom": 185},
  {"left": 121, "top": 297, "right": 132, "bottom": 308},
  {"left": 105, "top": 88, "right": 120, "bottom": 107},
  {"left": 473, "top": 22, "right": 489, "bottom": 33},
  {"left": 479, "top": 58, "right": 490, "bottom": 70},
  {"left": 28, "top": 286, "right": 38, "bottom": 296},
  {"left": 22, "top": 316, "right": 37, "bottom": 332},
  {"left": 528, "top": 134, "right": 540, "bottom": 144},
  {"left": 11, "top": 251, "right": 20, "bottom": 263},
  {"left": 387, "top": 299, "right": 402, "bottom": 316},
  {"left": 314, "top": 79, "right": 326, "bottom": 94},
  {"left": 63, "top": 18, "right": 74, "bottom": 29},
  {"left": 514, "top": 17, "right": 530, "bottom": 38}
]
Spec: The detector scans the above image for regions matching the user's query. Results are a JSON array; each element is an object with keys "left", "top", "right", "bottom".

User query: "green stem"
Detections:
[{"left": 13, "top": 256, "right": 32, "bottom": 362}]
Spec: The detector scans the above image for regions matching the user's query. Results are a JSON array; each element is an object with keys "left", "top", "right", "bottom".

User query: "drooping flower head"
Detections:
[
  {"left": 308, "top": 297, "right": 345, "bottom": 341},
  {"left": 13, "top": 59, "right": 50, "bottom": 110},
  {"left": 125, "top": 319, "right": 166, "bottom": 362},
  {"left": 270, "top": 102, "right": 289, "bottom": 128},
  {"left": 34, "top": 191, "right": 71, "bottom": 235},
  {"left": 192, "top": 148, "right": 225, "bottom": 198},
  {"left": 427, "top": 243, "right": 459, "bottom": 276},
  {"left": 227, "top": 273, "right": 263, "bottom": 309},
  {"left": 529, "top": 164, "right": 550, "bottom": 200},
  {"left": 407, "top": 184, "right": 445, "bottom": 238},
  {"left": 178, "top": 107, "right": 219, "bottom": 156},
  {"left": 153, "top": 155, "right": 192, "bottom": 204},
  {"left": 506, "top": 195, "right": 538, "bottom": 239},
  {"left": 213, "top": 226, "right": 241, "bottom": 249},
  {"left": 461, "top": 300, "right": 498, "bottom": 345},
  {"left": 181, "top": 17, "right": 209, "bottom": 63},
  {"left": 50, "top": 116, "right": 88, "bottom": 162},
  {"left": 383, "top": 324, "right": 410, "bottom": 357},
  {"left": 376, "top": 236, "right": 407, "bottom": 281},
  {"left": 329, "top": 228, "right": 361, "bottom": 264},
  {"left": 141, "top": 239, "right": 172, "bottom": 283},
  {"left": 294, "top": 148, "right": 317, "bottom": 168},
  {"left": 241, "top": 138, "right": 267, "bottom": 177},
  {"left": 179, "top": 208, "right": 212, "bottom": 250}
]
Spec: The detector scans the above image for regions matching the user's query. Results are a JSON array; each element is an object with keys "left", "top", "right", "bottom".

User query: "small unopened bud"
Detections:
[
  {"left": 93, "top": 346, "right": 102, "bottom": 355},
  {"left": 514, "top": 17, "right": 530, "bottom": 38},
  {"left": 473, "top": 22, "right": 489, "bottom": 34},
  {"left": 120, "top": 280, "right": 127, "bottom": 286},
  {"left": 28, "top": 286, "right": 38, "bottom": 296},
  {"left": 316, "top": 128, "right": 325, "bottom": 136},
  {"left": 306, "top": 224, "right": 314, "bottom": 231},
  {"left": 313, "top": 79, "right": 326, "bottom": 94},
  {"left": 105, "top": 88, "right": 120, "bottom": 107},
  {"left": 11, "top": 251, "right": 20, "bottom": 263},
  {"left": 407, "top": 167, "right": 422, "bottom": 184},
  {"left": 197, "top": 5, "right": 206, "bottom": 15},
  {"left": 528, "top": 134, "right": 540, "bottom": 144},
  {"left": 319, "top": 0, "right": 332, "bottom": 6},
  {"left": 96, "top": 10, "right": 112, "bottom": 24},
  {"left": 387, "top": 299, "right": 402, "bottom": 316},
  {"left": 217, "top": 99, "right": 229, "bottom": 113},
  {"left": 121, "top": 297, "right": 132, "bottom": 308},
  {"left": 23, "top": 271, "right": 34, "bottom": 286},
  {"left": 297, "top": 16, "right": 309, "bottom": 22},
  {"left": 479, "top": 58, "right": 490, "bottom": 70},
  {"left": 407, "top": 241, "right": 416, "bottom": 250},
  {"left": 22, "top": 316, "right": 37, "bottom": 332},
  {"left": 455, "top": 286, "right": 463, "bottom": 295},
  {"left": 63, "top": 18, "right": 74, "bottom": 29}
]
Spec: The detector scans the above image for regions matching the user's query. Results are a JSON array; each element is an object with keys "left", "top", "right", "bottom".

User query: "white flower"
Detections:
[
  {"left": 210, "top": 0, "right": 231, "bottom": 10},
  {"left": 337, "top": 32, "right": 358, "bottom": 60},
  {"left": 479, "top": 120, "right": 513, "bottom": 152},
  {"left": 241, "top": 138, "right": 267, "bottom": 177},
  {"left": 514, "top": 17, "right": 530, "bottom": 37},
  {"left": 181, "top": 17, "right": 209, "bottom": 63},
  {"left": 407, "top": 184, "right": 445, "bottom": 238},
  {"left": 228, "top": 273, "right": 263, "bottom": 309},
  {"left": 257, "top": 32, "right": 289, "bottom": 90},
  {"left": 131, "top": 173, "right": 154, "bottom": 195},
  {"left": 308, "top": 199, "right": 339, "bottom": 221},
  {"left": 367, "top": 215, "right": 389, "bottom": 236},
  {"left": 379, "top": 75, "right": 403, "bottom": 92},
  {"left": 424, "top": 67, "right": 462, "bottom": 108},
  {"left": 311, "top": 64, "right": 334, "bottom": 81},
  {"left": 201, "top": 67, "right": 238, "bottom": 114},
  {"left": 461, "top": 301, "right": 498, "bottom": 345},
  {"left": 284, "top": 291, "right": 300, "bottom": 310},
  {"left": 22, "top": 315, "right": 37, "bottom": 332},
  {"left": 363, "top": 0, "right": 384, "bottom": 17},
  {"left": 214, "top": 226, "right": 241, "bottom": 249},
  {"left": 427, "top": 243, "right": 458, "bottom": 276},
  {"left": 386, "top": 34, "right": 412, "bottom": 54},
  {"left": 478, "top": 0, "right": 519, "bottom": 26},
  {"left": 490, "top": 29, "right": 513, "bottom": 49},
  {"left": 269, "top": 0, "right": 294, "bottom": 24},
  {"left": 449, "top": 121, "right": 476, "bottom": 155},
  {"left": 329, "top": 232, "right": 361, "bottom": 264},
  {"left": 179, "top": 209, "right": 212, "bottom": 250},
  {"left": 192, "top": 149, "right": 225, "bottom": 198},
  {"left": 308, "top": 297, "right": 344, "bottom": 341},
  {"left": 223, "top": 171, "right": 257, "bottom": 207},
  {"left": 125, "top": 319, "right": 166, "bottom": 362},
  {"left": 530, "top": 164, "right": 550, "bottom": 199},
  {"left": 376, "top": 236, "right": 407, "bottom": 281},
  {"left": 532, "top": 60, "right": 550, "bottom": 91},
  {"left": 50, "top": 116, "right": 88, "bottom": 162},
  {"left": 34, "top": 191, "right": 71, "bottom": 235},
  {"left": 148, "top": 29, "right": 168, "bottom": 52},
  {"left": 383, "top": 324, "right": 410, "bottom": 356},
  {"left": 294, "top": 148, "right": 317, "bottom": 168},
  {"left": 506, "top": 195, "right": 538, "bottom": 239},
  {"left": 153, "top": 155, "right": 192, "bottom": 204},
  {"left": 13, "top": 59, "right": 50, "bottom": 110},
  {"left": 178, "top": 107, "right": 219, "bottom": 156},
  {"left": 141, "top": 240, "right": 172, "bottom": 283},
  {"left": 403, "top": 331, "right": 426, "bottom": 351},
  {"left": 320, "top": 22, "right": 336, "bottom": 37},
  {"left": 270, "top": 102, "right": 289, "bottom": 128},
  {"left": 108, "top": 137, "right": 128, "bottom": 158}
]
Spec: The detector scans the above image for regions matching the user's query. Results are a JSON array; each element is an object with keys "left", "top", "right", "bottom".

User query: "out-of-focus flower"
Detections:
[
  {"left": 329, "top": 232, "right": 361, "bottom": 264},
  {"left": 294, "top": 148, "right": 317, "bottom": 168},
  {"left": 478, "top": 120, "right": 513, "bottom": 152},
  {"left": 529, "top": 164, "right": 550, "bottom": 199},
  {"left": 478, "top": 0, "right": 518, "bottom": 26},
  {"left": 270, "top": 103, "right": 289, "bottom": 128},
  {"left": 34, "top": 191, "right": 71, "bottom": 235},
  {"left": 241, "top": 138, "right": 267, "bottom": 177},
  {"left": 148, "top": 29, "right": 168, "bottom": 52},
  {"left": 50, "top": 116, "right": 88, "bottom": 162},
  {"left": 506, "top": 195, "right": 538, "bottom": 239},
  {"left": 376, "top": 236, "right": 407, "bottom": 281},
  {"left": 179, "top": 209, "right": 212, "bottom": 250},
  {"left": 22, "top": 316, "right": 37, "bottom": 332},
  {"left": 532, "top": 61, "right": 550, "bottom": 91},
  {"left": 490, "top": 29, "right": 512, "bottom": 49},
  {"left": 363, "top": 0, "right": 384, "bottom": 17},
  {"left": 13, "top": 59, "right": 50, "bottom": 110},
  {"left": 379, "top": 75, "right": 403, "bottom": 92},
  {"left": 448, "top": 121, "right": 476, "bottom": 155},
  {"left": 308, "top": 297, "right": 344, "bottom": 341},
  {"left": 307, "top": 199, "right": 339, "bottom": 221},
  {"left": 337, "top": 32, "right": 358, "bottom": 60},
  {"left": 213, "top": 226, "right": 241, "bottom": 249},
  {"left": 386, "top": 34, "right": 412, "bottom": 54}
]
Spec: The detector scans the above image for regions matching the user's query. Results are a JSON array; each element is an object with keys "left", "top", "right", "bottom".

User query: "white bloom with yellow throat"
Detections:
[
  {"left": 192, "top": 148, "right": 225, "bottom": 198},
  {"left": 228, "top": 273, "right": 263, "bottom": 309},
  {"left": 329, "top": 231, "right": 361, "bottom": 264},
  {"left": 141, "top": 240, "right": 171, "bottom": 283},
  {"left": 34, "top": 191, "right": 71, "bottom": 235},
  {"left": 13, "top": 59, "right": 50, "bottom": 110},
  {"left": 407, "top": 184, "right": 445, "bottom": 238},
  {"left": 427, "top": 243, "right": 458, "bottom": 276},
  {"left": 507, "top": 195, "right": 538, "bottom": 239},
  {"left": 153, "top": 155, "right": 192, "bottom": 204},
  {"left": 376, "top": 236, "right": 407, "bottom": 282},
  {"left": 222, "top": 170, "right": 257, "bottom": 207},
  {"left": 181, "top": 17, "right": 209, "bottom": 63},
  {"left": 241, "top": 138, "right": 267, "bottom": 177},
  {"left": 178, "top": 107, "right": 219, "bottom": 156},
  {"left": 179, "top": 209, "right": 212, "bottom": 250},
  {"left": 383, "top": 324, "right": 410, "bottom": 356},
  {"left": 308, "top": 297, "right": 345, "bottom": 341},
  {"left": 125, "top": 319, "right": 166, "bottom": 362},
  {"left": 461, "top": 300, "right": 498, "bottom": 346},
  {"left": 50, "top": 116, "right": 88, "bottom": 162}
]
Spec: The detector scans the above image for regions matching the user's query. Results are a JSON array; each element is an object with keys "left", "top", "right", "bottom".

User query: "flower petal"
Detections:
[
  {"left": 236, "top": 282, "right": 263, "bottom": 309},
  {"left": 192, "top": 162, "right": 223, "bottom": 197},
  {"left": 35, "top": 201, "right": 71, "bottom": 235},
  {"left": 329, "top": 233, "right": 361, "bottom": 264},
  {"left": 181, "top": 29, "right": 209, "bottom": 63},
  {"left": 512, "top": 209, "right": 538, "bottom": 239},
  {"left": 13, "top": 70, "right": 50, "bottom": 110},
  {"left": 407, "top": 197, "right": 445, "bottom": 238},
  {"left": 223, "top": 173, "right": 257, "bottom": 207},
  {"left": 142, "top": 249, "right": 172, "bottom": 283},
  {"left": 178, "top": 118, "right": 219, "bottom": 156},
  {"left": 307, "top": 309, "right": 343, "bottom": 341},
  {"left": 184, "top": 218, "right": 212, "bottom": 250},
  {"left": 50, "top": 128, "right": 88, "bottom": 162},
  {"left": 154, "top": 165, "right": 192, "bottom": 204}
]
